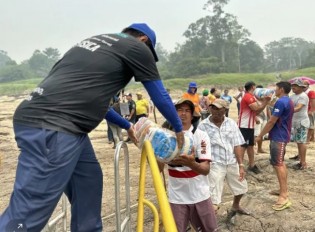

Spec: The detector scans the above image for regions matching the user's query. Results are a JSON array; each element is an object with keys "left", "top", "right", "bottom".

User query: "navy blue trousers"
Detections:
[{"left": 0, "top": 124, "right": 103, "bottom": 232}]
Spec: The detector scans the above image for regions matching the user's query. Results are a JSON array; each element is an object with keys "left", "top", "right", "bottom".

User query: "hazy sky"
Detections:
[{"left": 1, "top": 0, "right": 315, "bottom": 63}]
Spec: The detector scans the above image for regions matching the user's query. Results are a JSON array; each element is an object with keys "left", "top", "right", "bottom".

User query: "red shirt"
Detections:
[
  {"left": 238, "top": 92, "right": 256, "bottom": 129},
  {"left": 305, "top": 89, "right": 315, "bottom": 112}
]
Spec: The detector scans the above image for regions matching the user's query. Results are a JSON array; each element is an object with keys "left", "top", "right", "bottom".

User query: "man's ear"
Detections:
[{"left": 138, "top": 35, "right": 149, "bottom": 43}]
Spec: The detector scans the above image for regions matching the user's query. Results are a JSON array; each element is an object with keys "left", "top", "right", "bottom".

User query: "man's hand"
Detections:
[
  {"left": 255, "top": 135, "right": 263, "bottom": 144},
  {"left": 127, "top": 124, "right": 138, "bottom": 145},
  {"left": 175, "top": 131, "right": 184, "bottom": 151},
  {"left": 239, "top": 166, "right": 246, "bottom": 181},
  {"left": 171, "top": 147, "right": 196, "bottom": 167}
]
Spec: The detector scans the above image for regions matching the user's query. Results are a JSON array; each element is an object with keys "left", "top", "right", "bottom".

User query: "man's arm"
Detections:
[
  {"left": 105, "top": 108, "right": 138, "bottom": 143},
  {"left": 171, "top": 149, "right": 210, "bottom": 175},
  {"left": 233, "top": 92, "right": 241, "bottom": 102},
  {"left": 294, "top": 103, "right": 305, "bottom": 113},
  {"left": 255, "top": 115, "right": 278, "bottom": 142},
  {"left": 309, "top": 99, "right": 315, "bottom": 114},
  {"left": 234, "top": 145, "right": 245, "bottom": 181},
  {"left": 142, "top": 80, "right": 184, "bottom": 150},
  {"left": 249, "top": 98, "right": 269, "bottom": 115}
]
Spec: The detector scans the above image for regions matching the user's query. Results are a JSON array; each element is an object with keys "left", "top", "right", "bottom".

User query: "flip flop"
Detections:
[
  {"left": 272, "top": 200, "right": 292, "bottom": 211},
  {"left": 231, "top": 207, "right": 251, "bottom": 215}
]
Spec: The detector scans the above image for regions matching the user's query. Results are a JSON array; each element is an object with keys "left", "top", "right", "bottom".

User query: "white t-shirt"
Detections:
[
  {"left": 167, "top": 126, "right": 211, "bottom": 204},
  {"left": 290, "top": 92, "right": 310, "bottom": 128}
]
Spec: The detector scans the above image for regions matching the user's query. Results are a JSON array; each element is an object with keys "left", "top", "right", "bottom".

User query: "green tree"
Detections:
[
  {"left": 264, "top": 38, "right": 315, "bottom": 72},
  {"left": 239, "top": 40, "right": 264, "bottom": 72},
  {"left": 28, "top": 48, "right": 61, "bottom": 77},
  {"left": 183, "top": 0, "right": 250, "bottom": 73},
  {"left": 0, "top": 50, "right": 14, "bottom": 67}
]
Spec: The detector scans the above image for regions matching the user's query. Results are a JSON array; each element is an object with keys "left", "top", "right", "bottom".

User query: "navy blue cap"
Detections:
[{"left": 127, "top": 23, "right": 158, "bottom": 62}]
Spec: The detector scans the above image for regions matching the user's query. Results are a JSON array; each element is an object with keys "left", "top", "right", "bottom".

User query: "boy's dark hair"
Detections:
[
  {"left": 256, "top": 85, "right": 263, "bottom": 88},
  {"left": 276, "top": 81, "right": 291, "bottom": 94},
  {"left": 244, "top": 81, "right": 256, "bottom": 91},
  {"left": 210, "top": 88, "right": 216, "bottom": 94}
]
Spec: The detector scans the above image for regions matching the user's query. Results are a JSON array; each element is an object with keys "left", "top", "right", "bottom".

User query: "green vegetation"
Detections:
[
  {"left": 1, "top": 68, "right": 315, "bottom": 97},
  {"left": 0, "top": 78, "right": 41, "bottom": 96},
  {"left": 162, "top": 73, "right": 277, "bottom": 90}
]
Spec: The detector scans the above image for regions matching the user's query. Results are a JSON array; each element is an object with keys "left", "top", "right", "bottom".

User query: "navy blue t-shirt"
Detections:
[
  {"left": 14, "top": 33, "right": 160, "bottom": 134},
  {"left": 269, "top": 96, "right": 294, "bottom": 143}
]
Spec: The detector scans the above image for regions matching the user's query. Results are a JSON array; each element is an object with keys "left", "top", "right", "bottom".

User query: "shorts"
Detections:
[
  {"left": 309, "top": 113, "right": 315, "bottom": 129},
  {"left": 240, "top": 128, "right": 255, "bottom": 147},
  {"left": 208, "top": 163, "right": 248, "bottom": 205},
  {"left": 292, "top": 124, "right": 308, "bottom": 144},
  {"left": 269, "top": 140, "right": 287, "bottom": 166},
  {"left": 170, "top": 198, "right": 218, "bottom": 232},
  {"left": 254, "top": 118, "right": 267, "bottom": 136}
]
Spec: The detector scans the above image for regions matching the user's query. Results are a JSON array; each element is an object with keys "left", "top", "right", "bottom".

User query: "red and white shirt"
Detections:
[
  {"left": 167, "top": 126, "right": 211, "bottom": 204},
  {"left": 238, "top": 92, "right": 257, "bottom": 129},
  {"left": 305, "top": 88, "right": 315, "bottom": 112}
]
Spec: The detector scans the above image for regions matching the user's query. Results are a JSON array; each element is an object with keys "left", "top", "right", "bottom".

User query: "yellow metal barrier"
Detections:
[{"left": 136, "top": 141, "right": 178, "bottom": 232}]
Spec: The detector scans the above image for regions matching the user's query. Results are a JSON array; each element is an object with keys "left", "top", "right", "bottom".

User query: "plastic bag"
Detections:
[{"left": 134, "top": 118, "right": 193, "bottom": 163}]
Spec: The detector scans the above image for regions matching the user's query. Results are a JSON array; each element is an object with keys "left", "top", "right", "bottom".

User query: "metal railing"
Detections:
[
  {"left": 42, "top": 140, "right": 177, "bottom": 232},
  {"left": 113, "top": 141, "right": 131, "bottom": 232},
  {"left": 42, "top": 194, "right": 67, "bottom": 232},
  {"left": 137, "top": 140, "right": 178, "bottom": 232}
]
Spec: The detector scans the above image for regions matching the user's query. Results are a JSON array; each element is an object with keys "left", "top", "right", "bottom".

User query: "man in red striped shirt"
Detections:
[{"left": 238, "top": 81, "right": 270, "bottom": 174}]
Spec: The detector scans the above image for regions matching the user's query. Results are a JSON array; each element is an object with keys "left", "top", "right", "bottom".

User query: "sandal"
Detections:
[
  {"left": 289, "top": 155, "right": 299, "bottom": 160},
  {"left": 272, "top": 200, "right": 292, "bottom": 211},
  {"left": 292, "top": 163, "right": 307, "bottom": 170}
]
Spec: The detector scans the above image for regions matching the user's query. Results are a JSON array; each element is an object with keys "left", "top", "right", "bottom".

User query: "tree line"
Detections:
[
  {"left": 0, "top": 48, "right": 60, "bottom": 83},
  {"left": 156, "top": 0, "right": 315, "bottom": 79},
  {"left": 1, "top": 0, "right": 315, "bottom": 83}
]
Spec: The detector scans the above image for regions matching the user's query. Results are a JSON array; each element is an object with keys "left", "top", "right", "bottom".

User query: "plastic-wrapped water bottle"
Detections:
[
  {"left": 254, "top": 88, "right": 275, "bottom": 100},
  {"left": 147, "top": 128, "right": 193, "bottom": 163},
  {"left": 134, "top": 118, "right": 194, "bottom": 163}
]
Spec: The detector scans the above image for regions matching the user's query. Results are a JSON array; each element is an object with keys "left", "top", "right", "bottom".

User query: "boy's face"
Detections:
[{"left": 176, "top": 103, "right": 193, "bottom": 125}]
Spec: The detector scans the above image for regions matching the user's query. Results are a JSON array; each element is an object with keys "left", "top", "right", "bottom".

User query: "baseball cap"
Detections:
[
  {"left": 136, "top": 92, "right": 142, "bottom": 96},
  {"left": 210, "top": 99, "right": 230, "bottom": 109},
  {"left": 202, "top": 89, "right": 209, "bottom": 96},
  {"left": 124, "top": 92, "right": 132, "bottom": 97},
  {"left": 174, "top": 98, "right": 201, "bottom": 117},
  {"left": 291, "top": 78, "right": 306, "bottom": 87},
  {"left": 126, "top": 23, "right": 158, "bottom": 62}
]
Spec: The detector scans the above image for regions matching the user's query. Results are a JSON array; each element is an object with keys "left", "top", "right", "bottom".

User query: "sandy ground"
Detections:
[{"left": 1, "top": 89, "right": 315, "bottom": 232}]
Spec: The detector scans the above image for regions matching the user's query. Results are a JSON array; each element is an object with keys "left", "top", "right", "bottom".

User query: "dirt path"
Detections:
[{"left": 1, "top": 92, "right": 315, "bottom": 231}]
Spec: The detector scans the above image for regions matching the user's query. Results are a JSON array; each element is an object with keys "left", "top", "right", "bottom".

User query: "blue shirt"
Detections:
[
  {"left": 269, "top": 96, "right": 294, "bottom": 143},
  {"left": 220, "top": 95, "right": 232, "bottom": 103}
]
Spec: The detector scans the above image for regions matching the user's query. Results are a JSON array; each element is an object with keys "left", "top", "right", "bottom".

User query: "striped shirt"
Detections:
[
  {"left": 168, "top": 126, "right": 211, "bottom": 204},
  {"left": 199, "top": 117, "right": 245, "bottom": 165},
  {"left": 238, "top": 92, "right": 256, "bottom": 129}
]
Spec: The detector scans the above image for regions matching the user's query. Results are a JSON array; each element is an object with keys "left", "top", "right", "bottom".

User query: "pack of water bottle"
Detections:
[
  {"left": 134, "top": 117, "right": 193, "bottom": 163},
  {"left": 254, "top": 88, "right": 275, "bottom": 100}
]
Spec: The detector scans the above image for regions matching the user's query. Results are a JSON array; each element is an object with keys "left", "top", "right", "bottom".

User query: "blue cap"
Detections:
[
  {"left": 127, "top": 23, "right": 158, "bottom": 62},
  {"left": 189, "top": 82, "right": 197, "bottom": 88}
]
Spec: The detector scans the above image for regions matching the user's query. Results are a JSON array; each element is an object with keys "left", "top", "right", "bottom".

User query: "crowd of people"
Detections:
[
  {"left": 153, "top": 78, "right": 314, "bottom": 230},
  {"left": 0, "top": 22, "right": 314, "bottom": 231}
]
